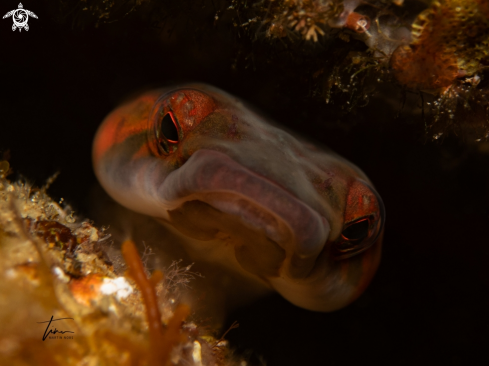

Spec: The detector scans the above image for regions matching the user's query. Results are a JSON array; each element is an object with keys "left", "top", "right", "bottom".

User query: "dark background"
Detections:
[{"left": 1, "top": 1, "right": 488, "bottom": 365}]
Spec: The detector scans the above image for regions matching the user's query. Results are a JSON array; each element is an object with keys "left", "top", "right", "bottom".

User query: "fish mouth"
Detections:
[{"left": 157, "top": 149, "right": 330, "bottom": 278}]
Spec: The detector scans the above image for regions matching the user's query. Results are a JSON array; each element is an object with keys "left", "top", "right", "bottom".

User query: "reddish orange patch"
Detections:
[
  {"left": 390, "top": 0, "right": 489, "bottom": 92},
  {"left": 345, "top": 12, "right": 370, "bottom": 33},
  {"left": 93, "top": 93, "right": 160, "bottom": 163},
  {"left": 391, "top": 44, "right": 459, "bottom": 91},
  {"left": 14, "top": 262, "right": 39, "bottom": 282},
  {"left": 70, "top": 274, "right": 104, "bottom": 306},
  {"left": 170, "top": 89, "right": 217, "bottom": 135},
  {"left": 344, "top": 180, "right": 379, "bottom": 223}
]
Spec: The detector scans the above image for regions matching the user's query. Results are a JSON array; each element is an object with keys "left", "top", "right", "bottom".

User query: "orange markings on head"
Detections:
[
  {"left": 188, "top": 107, "right": 198, "bottom": 117},
  {"left": 167, "top": 89, "right": 217, "bottom": 136},
  {"left": 344, "top": 180, "right": 379, "bottom": 223},
  {"left": 93, "top": 93, "right": 160, "bottom": 163},
  {"left": 132, "top": 143, "right": 152, "bottom": 160}
]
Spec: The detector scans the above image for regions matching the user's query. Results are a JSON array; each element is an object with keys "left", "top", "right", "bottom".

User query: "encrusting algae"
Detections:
[
  {"left": 392, "top": 0, "right": 489, "bottom": 140},
  {"left": 244, "top": 0, "right": 489, "bottom": 140},
  {"left": 391, "top": 0, "right": 489, "bottom": 92},
  {"left": 0, "top": 163, "right": 242, "bottom": 366}
]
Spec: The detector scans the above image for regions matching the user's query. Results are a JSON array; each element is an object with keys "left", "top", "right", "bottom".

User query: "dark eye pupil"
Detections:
[
  {"left": 342, "top": 219, "right": 369, "bottom": 241},
  {"left": 160, "top": 113, "right": 179, "bottom": 142}
]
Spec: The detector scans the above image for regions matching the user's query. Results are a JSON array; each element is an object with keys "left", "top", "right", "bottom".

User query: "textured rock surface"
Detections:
[{"left": 0, "top": 170, "right": 238, "bottom": 366}]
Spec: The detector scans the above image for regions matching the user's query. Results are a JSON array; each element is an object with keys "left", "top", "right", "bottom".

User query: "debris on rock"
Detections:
[{"left": 0, "top": 168, "right": 241, "bottom": 365}]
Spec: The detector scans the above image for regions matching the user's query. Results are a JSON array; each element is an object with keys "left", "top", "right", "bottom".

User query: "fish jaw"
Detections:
[{"left": 157, "top": 149, "right": 331, "bottom": 280}]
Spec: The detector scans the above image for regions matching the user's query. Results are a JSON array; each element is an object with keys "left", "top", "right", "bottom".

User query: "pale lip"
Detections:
[{"left": 157, "top": 149, "right": 330, "bottom": 262}]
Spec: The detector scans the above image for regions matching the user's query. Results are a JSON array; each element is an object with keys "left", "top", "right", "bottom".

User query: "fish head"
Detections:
[{"left": 93, "top": 84, "right": 385, "bottom": 311}]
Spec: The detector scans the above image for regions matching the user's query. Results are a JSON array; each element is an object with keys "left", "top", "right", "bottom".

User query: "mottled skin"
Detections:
[{"left": 93, "top": 84, "right": 385, "bottom": 312}]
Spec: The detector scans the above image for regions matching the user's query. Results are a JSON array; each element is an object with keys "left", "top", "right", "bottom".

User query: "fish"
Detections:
[{"left": 92, "top": 84, "right": 385, "bottom": 312}]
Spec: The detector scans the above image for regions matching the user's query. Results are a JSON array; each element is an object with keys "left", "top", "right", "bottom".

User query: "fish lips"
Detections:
[{"left": 157, "top": 149, "right": 331, "bottom": 279}]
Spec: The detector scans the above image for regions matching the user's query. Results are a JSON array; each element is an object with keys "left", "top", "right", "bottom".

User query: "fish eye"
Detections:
[
  {"left": 335, "top": 216, "right": 374, "bottom": 257},
  {"left": 160, "top": 112, "right": 179, "bottom": 143},
  {"left": 156, "top": 111, "right": 180, "bottom": 155},
  {"left": 334, "top": 184, "right": 385, "bottom": 260},
  {"left": 341, "top": 217, "right": 370, "bottom": 241}
]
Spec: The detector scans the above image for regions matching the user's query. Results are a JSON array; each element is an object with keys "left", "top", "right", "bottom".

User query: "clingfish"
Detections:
[{"left": 93, "top": 84, "right": 385, "bottom": 312}]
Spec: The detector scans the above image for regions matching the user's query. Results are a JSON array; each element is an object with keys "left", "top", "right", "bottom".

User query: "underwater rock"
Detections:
[{"left": 0, "top": 167, "right": 240, "bottom": 366}]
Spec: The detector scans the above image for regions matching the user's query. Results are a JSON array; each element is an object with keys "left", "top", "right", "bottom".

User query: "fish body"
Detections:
[{"left": 93, "top": 84, "right": 385, "bottom": 312}]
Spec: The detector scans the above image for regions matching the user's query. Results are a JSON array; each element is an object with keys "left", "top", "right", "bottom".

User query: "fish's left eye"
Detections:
[
  {"left": 341, "top": 217, "right": 370, "bottom": 241},
  {"left": 334, "top": 182, "right": 385, "bottom": 260},
  {"left": 335, "top": 216, "right": 376, "bottom": 258}
]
